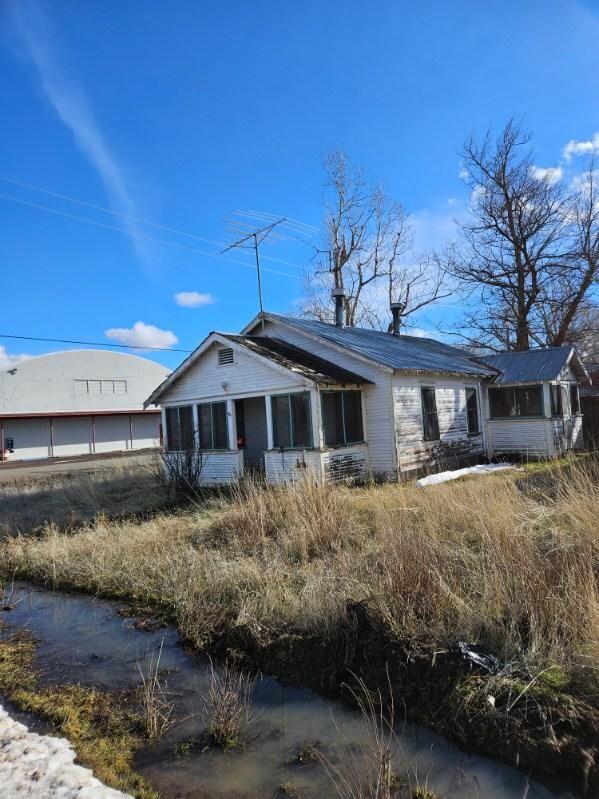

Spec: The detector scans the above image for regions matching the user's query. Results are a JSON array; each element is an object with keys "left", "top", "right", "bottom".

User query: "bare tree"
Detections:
[
  {"left": 301, "top": 152, "right": 449, "bottom": 330},
  {"left": 541, "top": 163, "right": 599, "bottom": 347},
  {"left": 446, "top": 120, "right": 566, "bottom": 351},
  {"left": 447, "top": 121, "right": 599, "bottom": 352}
]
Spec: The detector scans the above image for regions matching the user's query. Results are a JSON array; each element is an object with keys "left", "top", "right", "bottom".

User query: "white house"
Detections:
[
  {"left": 1, "top": 350, "right": 170, "bottom": 461},
  {"left": 145, "top": 310, "right": 589, "bottom": 484}
]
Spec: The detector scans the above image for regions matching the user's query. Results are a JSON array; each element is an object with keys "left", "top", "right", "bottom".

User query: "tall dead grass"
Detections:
[{"left": 2, "top": 459, "right": 598, "bottom": 688}]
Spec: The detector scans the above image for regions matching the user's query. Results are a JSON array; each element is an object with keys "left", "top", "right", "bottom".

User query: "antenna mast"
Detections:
[{"left": 221, "top": 216, "right": 287, "bottom": 334}]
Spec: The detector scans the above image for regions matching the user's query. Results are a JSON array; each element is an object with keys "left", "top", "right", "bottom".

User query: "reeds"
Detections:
[{"left": 201, "top": 659, "right": 253, "bottom": 749}]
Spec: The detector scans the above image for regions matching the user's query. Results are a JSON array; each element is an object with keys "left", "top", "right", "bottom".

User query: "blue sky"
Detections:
[{"left": 1, "top": 0, "right": 599, "bottom": 370}]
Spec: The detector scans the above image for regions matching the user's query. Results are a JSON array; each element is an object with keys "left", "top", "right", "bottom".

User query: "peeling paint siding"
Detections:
[
  {"left": 264, "top": 449, "right": 322, "bottom": 483},
  {"left": 322, "top": 445, "right": 368, "bottom": 482},
  {"left": 573, "top": 414, "right": 584, "bottom": 449},
  {"left": 261, "top": 321, "right": 396, "bottom": 476},
  {"left": 393, "top": 375, "right": 484, "bottom": 473},
  {"left": 159, "top": 340, "right": 309, "bottom": 405}
]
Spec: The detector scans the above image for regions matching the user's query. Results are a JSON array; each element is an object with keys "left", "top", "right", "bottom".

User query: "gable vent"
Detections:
[{"left": 218, "top": 347, "right": 234, "bottom": 366}]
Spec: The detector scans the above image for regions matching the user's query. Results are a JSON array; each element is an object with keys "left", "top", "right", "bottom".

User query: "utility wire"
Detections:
[
  {"left": 0, "top": 193, "right": 301, "bottom": 279},
  {"left": 0, "top": 333, "right": 193, "bottom": 353},
  {"left": 0, "top": 176, "right": 308, "bottom": 271}
]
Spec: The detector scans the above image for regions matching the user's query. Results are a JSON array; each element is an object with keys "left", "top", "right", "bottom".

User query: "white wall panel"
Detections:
[
  {"left": 3, "top": 418, "right": 52, "bottom": 461},
  {"left": 94, "top": 415, "right": 130, "bottom": 453},
  {"left": 131, "top": 413, "right": 161, "bottom": 450},
  {"left": 52, "top": 417, "right": 93, "bottom": 457}
]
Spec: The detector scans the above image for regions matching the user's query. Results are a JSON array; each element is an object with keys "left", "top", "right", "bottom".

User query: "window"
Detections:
[
  {"left": 271, "top": 393, "right": 312, "bottom": 449},
  {"left": 321, "top": 391, "right": 364, "bottom": 446},
  {"left": 198, "top": 402, "right": 229, "bottom": 449},
  {"left": 73, "top": 379, "right": 127, "bottom": 395},
  {"left": 421, "top": 387, "right": 440, "bottom": 441},
  {"left": 550, "top": 384, "right": 563, "bottom": 417},
  {"left": 570, "top": 384, "right": 580, "bottom": 415},
  {"left": 165, "top": 406, "right": 194, "bottom": 451},
  {"left": 488, "top": 385, "right": 544, "bottom": 418},
  {"left": 466, "top": 388, "right": 480, "bottom": 434},
  {"left": 217, "top": 348, "right": 234, "bottom": 366}
]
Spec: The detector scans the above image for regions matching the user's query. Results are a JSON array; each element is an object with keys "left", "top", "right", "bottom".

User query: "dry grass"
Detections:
[
  {"left": 201, "top": 659, "right": 253, "bottom": 749},
  {"left": 1, "top": 457, "right": 598, "bottom": 692},
  {"left": 137, "top": 640, "right": 176, "bottom": 739},
  {"left": 0, "top": 461, "right": 169, "bottom": 539}
]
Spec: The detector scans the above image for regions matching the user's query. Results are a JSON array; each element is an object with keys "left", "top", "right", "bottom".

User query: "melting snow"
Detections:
[
  {"left": 416, "top": 463, "right": 519, "bottom": 488},
  {"left": 0, "top": 704, "right": 133, "bottom": 799}
]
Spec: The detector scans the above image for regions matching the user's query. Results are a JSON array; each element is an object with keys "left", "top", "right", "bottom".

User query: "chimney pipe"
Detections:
[
  {"left": 390, "top": 302, "right": 402, "bottom": 336},
  {"left": 331, "top": 287, "right": 345, "bottom": 328}
]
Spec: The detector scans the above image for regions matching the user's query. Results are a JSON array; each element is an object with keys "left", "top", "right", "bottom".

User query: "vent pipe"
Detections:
[
  {"left": 390, "top": 302, "right": 402, "bottom": 336},
  {"left": 331, "top": 287, "right": 345, "bottom": 328}
]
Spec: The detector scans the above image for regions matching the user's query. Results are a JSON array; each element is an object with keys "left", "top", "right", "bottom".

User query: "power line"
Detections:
[
  {"left": 0, "top": 333, "right": 193, "bottom": 353},
  {"left": 0, "top": 175, "right": 308, "bottom": 271},
  {"left": 0, "top": 192, "right": 301, "bottom": 279}
]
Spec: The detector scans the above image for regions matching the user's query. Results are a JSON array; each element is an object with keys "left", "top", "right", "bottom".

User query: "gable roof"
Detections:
[
  {"left": 247, "top": 314, "right": 497, "bottom": 377},
  {"left": 221, "top": 335, "right": 371, "bottom": 385},
  {"left": 482, "top": 346, "right": 589, "bottom": 385},
  {"left": 145, "top": 330, "right": 371, "bottom": 406}
]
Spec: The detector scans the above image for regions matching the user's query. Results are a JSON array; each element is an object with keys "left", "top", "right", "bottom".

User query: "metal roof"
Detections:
[
  {"left": 222, "top": 335, "right": 372, "bottom": 385},
  {"left": 482, "top": 347, "right": 582, "bottom": 384},
  {"left": 264, "top": 314, "right": 497, "bottom": 377}
]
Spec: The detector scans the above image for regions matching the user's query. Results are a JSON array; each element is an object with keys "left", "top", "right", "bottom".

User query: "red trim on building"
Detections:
[{"left": 0, "top": 409, "right": 160, "bottom": 420}]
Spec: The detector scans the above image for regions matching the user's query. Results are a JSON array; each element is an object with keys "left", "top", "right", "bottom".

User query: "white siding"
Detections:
[
  {"left": 160, "top": 340, "right": 309, "bottom": 405},
  {"left": 264, "top": 449, "right": 322, "bottom": 483},
  {"left": 322, "top": 444, "right": 368, "bottom": 482},
  {"left": 164, "top": 450, "right": 243, "bottom": 485},
  {"left": 486, "top": 419, "right": 552, "bottom": 457},
  {"left": 260, "top": 320, "right": 396, "bottom": 476},
  {"left": 393, "top": 375, "right": 484, "bottom": 473}
]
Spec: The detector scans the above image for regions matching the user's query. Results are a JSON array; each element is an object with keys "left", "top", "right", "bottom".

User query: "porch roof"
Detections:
[
  {"left": 222, "top": 335, "right": 372, "bottom": 386},
  {"left": 482, "top": 346, "right": 589, "bottom": 385}
]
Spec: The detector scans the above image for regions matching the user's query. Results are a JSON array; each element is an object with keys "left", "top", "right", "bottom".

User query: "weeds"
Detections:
[
  {"left": 137, "top": 640, "right": 176, "bottom": 739},
  {"left": 201, "top": 659, "right": 253, "bottom": 749}
]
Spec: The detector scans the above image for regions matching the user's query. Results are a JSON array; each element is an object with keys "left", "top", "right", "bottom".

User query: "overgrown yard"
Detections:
[{"left": 1, "top": 457, "right": 599, "bottom": 791}]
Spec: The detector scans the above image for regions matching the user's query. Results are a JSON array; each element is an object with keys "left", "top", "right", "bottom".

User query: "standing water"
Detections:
[{"left": 0, "top": 584, "right": 577, "bottom": 799}]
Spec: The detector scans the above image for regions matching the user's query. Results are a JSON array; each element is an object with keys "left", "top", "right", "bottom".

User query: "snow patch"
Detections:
[
  {"left": 416, "top": 463, "right": 519, "bottom": 488},
  {"left": 0, "top": 704, "right": 133, "bottom": 799}
]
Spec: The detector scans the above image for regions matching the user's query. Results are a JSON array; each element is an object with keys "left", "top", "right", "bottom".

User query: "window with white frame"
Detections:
[
  {"left": 198, "top": 402, "right": 229, "bottom": 449},
  {"left": 271, "top": 393, "right": 312, "bottom": 449},
  {"left": 421, "top": 387, "right": 440, "bottom": 441},
  {"left": 465, "top": 387, "right": 480, "bottom": 434},
  {"left": 165, "top": 406, "right": 195, "bottom": 451}
]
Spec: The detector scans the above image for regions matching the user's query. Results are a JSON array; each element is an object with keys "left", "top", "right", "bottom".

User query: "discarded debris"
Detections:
[
  {"left": 416, "top": 463, "right": 520, "bottom": 488},
  {"left": 457, "top": 641, "right": 503, "bottom": 675}
]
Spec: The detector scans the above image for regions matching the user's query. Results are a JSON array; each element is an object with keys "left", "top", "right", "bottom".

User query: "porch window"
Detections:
[
  {"left": 321, "top": 391, "right": 364, "bottom": 446},
  {"left": 466, "top": 388, "right": 480, "bottom": 434},
  {"left": 165, "top": 406, "right": 194, "bottom": 451},
  {"left": 421, "top": 387, "right": 440, "bottom": 441},
  {"left": 489, "top": 385, "right": 544, "bottom": 418},
  {"left": 570, "top": 384, "right": 581, "bottom": 415},
  {"left": 550, "top": 384, "right": 563, "bottom": 417},
  {"left": 198, "top": 402, "right": 229, "bottom": 449},
  {"left": 272, "top": 392, "right": 312, "bottom": 449}
]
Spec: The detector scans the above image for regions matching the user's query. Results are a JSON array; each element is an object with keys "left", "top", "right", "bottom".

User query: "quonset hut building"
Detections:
[{"left": 0, "top": 350, "right": 170, "bottom": 461}]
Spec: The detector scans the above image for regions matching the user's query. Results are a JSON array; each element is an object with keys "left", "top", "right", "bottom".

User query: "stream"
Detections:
[{"left": 0, "top": 583, "right": 578, "bottom": 799}]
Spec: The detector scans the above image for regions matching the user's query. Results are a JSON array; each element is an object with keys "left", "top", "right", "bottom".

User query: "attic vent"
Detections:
[{"left": 218, "top": 347, "right": 234, "bottom": 366}]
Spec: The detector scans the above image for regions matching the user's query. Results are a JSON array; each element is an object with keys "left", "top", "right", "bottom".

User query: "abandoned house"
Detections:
[{"left": 145, "top": 304, "right": 589, "bottom": 484}]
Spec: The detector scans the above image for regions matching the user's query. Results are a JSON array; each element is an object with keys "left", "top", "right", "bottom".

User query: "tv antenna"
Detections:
[{"left": 221, "top": 211, "right": 317, "bottom": 333}]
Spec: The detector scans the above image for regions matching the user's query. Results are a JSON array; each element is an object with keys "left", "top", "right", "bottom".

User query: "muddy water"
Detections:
[{"left": 0, "top": 583, "right": 577, "bottom": 799}]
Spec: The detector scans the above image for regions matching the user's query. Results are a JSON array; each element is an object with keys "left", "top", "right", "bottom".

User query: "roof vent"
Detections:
[{"left": 218, "top": 347, "right": 234, "bottom": 366}]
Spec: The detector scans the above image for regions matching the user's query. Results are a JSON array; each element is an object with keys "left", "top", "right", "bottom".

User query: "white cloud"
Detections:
[
  {"left": 7, "top": 0, "right": 146, "bottom": 259},
  {"left": 562, "top": 133, "right": 599, "bottom": 161},
  {"left": 173, "top": 291, "right": 216, "bottom": 308},
  {"left": 405, "top": 327, "right": 437, "bottom": 339},
  {"left": 105, "top": 322, "right": 178, "bottom": 349},
  {"left": 530, "top": 165, "right": 563, "bottom": 185},
  {"left": 0, "top": 346, "right": 31, "bottom": 371}
]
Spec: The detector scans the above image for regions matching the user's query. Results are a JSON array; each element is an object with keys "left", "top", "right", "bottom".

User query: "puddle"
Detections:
[{"left": 0, "top": 583, "right": 578, "bottom": 799}]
